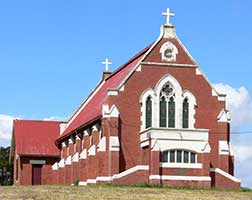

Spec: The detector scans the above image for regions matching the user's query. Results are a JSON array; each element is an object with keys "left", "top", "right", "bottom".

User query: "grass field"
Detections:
[{"left": 0, "top": 185, "right": 252, "bottom": 200}]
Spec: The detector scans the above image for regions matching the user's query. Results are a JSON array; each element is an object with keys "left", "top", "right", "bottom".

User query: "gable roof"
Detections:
[
  {"left": 57, "top": 45, "right": 151, "bottom": 142},
  {"left": 12, "top": 120, "right": 60, "bottom": 157}
]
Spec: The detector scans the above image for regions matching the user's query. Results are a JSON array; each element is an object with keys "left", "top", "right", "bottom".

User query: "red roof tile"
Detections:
[
  {"left": 58, "top": 45, "right": 151, "bottom": 141},
  {"left": 14, "top": 120, "right": 60, "bottom": 156}
]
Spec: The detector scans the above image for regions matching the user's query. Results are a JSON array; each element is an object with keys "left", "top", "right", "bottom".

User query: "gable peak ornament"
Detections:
[
  {"left": 102, "top": 58, "right": 112, "bottom": 72},
  {"left": 162, "top": 8, "right": 175, "bottom": 26}
]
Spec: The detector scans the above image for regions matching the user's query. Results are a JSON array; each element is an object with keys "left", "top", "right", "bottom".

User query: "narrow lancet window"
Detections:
[
  {"left": 183, "top": 98, "right": 189, "bottom": 128},
  {"left": 168, "top": 97, "right": 175, "bottom": 128},
  {"left": 146, "top": 96, "right": 152, "bottom": 128},
  {"left": 160, "top": 96, "right": 167, "bottom": 127}
]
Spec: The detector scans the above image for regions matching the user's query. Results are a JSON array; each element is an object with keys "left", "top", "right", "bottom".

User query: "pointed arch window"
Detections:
[
  {"left": 168, "top": 97, "right": 175, "bottom": 128},
  {"left": 183, "top": 98, "right": 189, "bottom": 128},
  {"left": 160, "top": 96, "right": 167, "bottom": 127},
  {"left": 146, "top": 96, "right": 152, "bottom": 128},
  {"left": 159, "top": 83, "right": 176, "bottom": 128}
]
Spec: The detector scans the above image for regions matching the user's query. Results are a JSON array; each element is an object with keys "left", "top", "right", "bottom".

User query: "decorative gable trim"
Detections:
[
  {"left": 102, "top": 104, "right": 120, "bottom": 118},
  {"left": 141, "top": 62, "right": 197, "bottom": 68},
  {"left": 52, "top": 162, "right": 59, "bottom": 170},
  {"left": 217, "top": 109, "right": 231, "bottom": 123},
  {"left": 58, "top": 159, "right": 65, "bottom": 168},
  {"left": 65, "top": 155, "right": 72, "bottom": 165},
  {"left": 80, "top": 149, "right": 87, "bottom": 160}
]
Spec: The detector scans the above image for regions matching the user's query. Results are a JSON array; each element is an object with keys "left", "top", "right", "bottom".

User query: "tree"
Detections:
[{"left": 0, "top": 147, "right": 13, "bottom": 185}]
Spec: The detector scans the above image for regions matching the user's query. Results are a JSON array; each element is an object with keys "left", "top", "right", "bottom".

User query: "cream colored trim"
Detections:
[
  {"left": 210, "top": 168, "right": 240, "bottom": 183},
  {"left": 78, "top": 181, "right": 87, "bottom": 186},
  {"left": 72, "top": 152, "right": 79, "bottom": 163},
  {"left": 88, "top": 145, "right": 96, "bottom": 156},
  {"left": 65, "top": 155, "right": 72, "bottom": 165},
  {"left": 52, "top": 162, "right": 59, "bottom": 170},
  {"left": 113, "top": 165, "right": 149, "bottom": 179},
  {"left": 149, "top": 175, "right": 211, "bottom": 181},
  {"left": 87, "top": 179, "right": 97, "bottom": 184},
  {"left": 160, "top": 163, "right": 202, "bottom": 169},
  {"left": 58, "top": 159, "right": 65, "bottom": 168},
  {"left": 102, "top": 104, "right": 120, "bottom": 118},
  {"left": 141, "top": 62, "right": 197, "bottom": 68}
]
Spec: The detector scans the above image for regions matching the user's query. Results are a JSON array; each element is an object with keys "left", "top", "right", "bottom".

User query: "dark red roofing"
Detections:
[
  {"left": 14, "top": 120, "right": 60, "bottom": 156},
  {"left": 58, "top": 45, "right": 151, "bottom": 141}
]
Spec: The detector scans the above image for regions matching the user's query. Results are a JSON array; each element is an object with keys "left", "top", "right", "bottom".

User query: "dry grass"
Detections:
[{"left": 0, "top": 185, "right": 252, "bottom": 200}]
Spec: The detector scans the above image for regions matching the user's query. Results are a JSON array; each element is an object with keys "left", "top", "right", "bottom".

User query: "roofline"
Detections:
[
  {"left": 14, "top": 119, "right": 66, "bottom": 123},
  {"left": 56, "top": 115, "right": 102, "bottom": 144},
  {"left": 18, "top": 154, "right": 60, "bottom": 158}
]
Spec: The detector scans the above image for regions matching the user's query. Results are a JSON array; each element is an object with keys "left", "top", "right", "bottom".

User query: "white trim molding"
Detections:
[
  {"left": 97, "top": 137, "right": 106, "bottom": 152},
  {"left": 80, "top": 149, "right": 87, "bottom": 159},
  {"left": 88, "top": 145, "right": 96, "bottom": 156},
  {"left": 52, "top": 162, "right": 59, "bottom": 170},
  {"left": 217, "top": 109, "right": 231, "bottom": 123},
  {"left": 72, "top": 152, "right": 79, "bottom": 163},
  {"left": 65, "top": 155, "right": 72, "bottom": 165},
  {"left": 102, "top": 104, "right": 120, "bottom": 118},
  {"left": 113, "top": 165, "right": 149, "bottom": 180},
  {"left": 58, "top": 159, "right": 65, "bottom": 168},
  {"left": 160, "top": 162, "right": 202, "bottom": 169},
  {"left": 210, "top": 168, "right": 240, "bottom": 183},
  {"left": 149, "top": 175, "right": 211, "bottom": 181}
]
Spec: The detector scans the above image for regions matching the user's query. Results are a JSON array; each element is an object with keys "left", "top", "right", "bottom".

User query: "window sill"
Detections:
[{"left": 160, "top": 162, "right": 202, "bottom": 169}]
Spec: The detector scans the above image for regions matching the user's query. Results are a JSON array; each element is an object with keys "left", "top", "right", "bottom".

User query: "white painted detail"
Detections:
[
  {"left": 62, "top": 142, "right": 67, "bottom": 148},
  {"left": 229, "top": 143, "right": 234, "bottom": 156},
  {"left": 97, "top": 137, "right": 106, "bottom": 152},
  {"left": 151, "top": 139, "right": 160, "bottom": 151},
  {"left": 68, "top": 137, "right": 74, "bottom": 144},
  {"left": 59, "top": 159, "right": 65, "bottom": 168},
  {"left": 119, "top": 85, "right": 124, "bottom": 92},
  {"left": 65, "top": 155, "right": 72, "bottom": 165},
  {"left": 29, "top": 160, "right": 46, "bottom": 165},
  {"left": 107, "top": 89, "right": 118, "bottom": 96},
  {"left": 76, "top": 135, "right": 81, "bottom": 140},
  {"left": 102, "top": 104, "right": 120, "bottom": 118},
  {"left": 136, "top": 65, "right": 142, "bottom": 72},
  {"left": 218, "top": 109, "right": 231, "bottom": 123},
  {"left": 72, "top": 152, "right": 79, "bottom": 163},
  {"left": 212, "top": 88, "right": 218, "bottom": 96},
  {"left": 109, "top": 136, "right": 120, "bottom": 151},
  {"left": 141, "top": 62, "right": 197, "bottom": 68},
  {"left": 84, "top": 130, "right": 90, "bottom": 136},
  {"left": 162, "top": 8, "right": 175, "bottom": 26},
  {"left": 96, "top": 176, "right": 113, "bottom": 182},
  {"left": 196, "top": 68, "right": 202, "bottom": 75},
  {"left": 210, "top": 168, "right": 240, "bottom": 183},
  {"left": 160, "top": 41, "right": 178, "bottom": 62},
  {"left": 140, "top": 140, "right": 149, "bottom": 148},
  {"left": 219, "top": 141, "right": 230, "bottom": 155},
  {"left": 92, "top": 124, "right": 99, "bottom": 132},
  {"left": 78, "top": 181, "right": 87, "bottom": 186},
  {"left": 52, "top": 162, "right": 59, "bottom": 170},
  {"left": 149, "top": 175, "right": 211, "bottom": 181},
  {"left": 160, "top": 163, "right": 202, "bottom": 169},
  {"left": 80, "top": 149, "right": 87, "bottom": 159},
  {"left": 60, "top": 123, "right": 67, "bottom": 135},
  {"left": 87, "top": 179, "right": 97, "bottom": 184},
  {"left": 88, "top": 145, "right": 96, "bottom": 156},
  {"left": 218, "top": 95, "right": 226, "bottom": 102},
  {"left": 102, "top": 58, "right": 112, "bottom": 72},
  {"left": 113, "top": 165, "right": 149, "bottom": 179}
]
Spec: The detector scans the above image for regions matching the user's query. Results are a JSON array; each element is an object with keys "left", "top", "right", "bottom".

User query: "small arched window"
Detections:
[
  {"left": 146, "top": 96, "right": 152, "bottom": 128},
  {"left": 161, "top": 149, "right": 197, "bottom": 164},
  {"left": 183, "top": 98, "right": 189, "bottom": 128}
]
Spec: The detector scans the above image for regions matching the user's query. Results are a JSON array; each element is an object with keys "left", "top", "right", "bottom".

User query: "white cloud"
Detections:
[
  {"left": 43, "top": 116, "right": 66, "bottom": 122},
  {"left": 0, "top": 114, "right": 17, "bottom": 147},
  {"left": 214, "top": 83, "right": 252, "bottom": 130},
  {"left": 214, "top": 83, "right": 252, "bottom": 188}
]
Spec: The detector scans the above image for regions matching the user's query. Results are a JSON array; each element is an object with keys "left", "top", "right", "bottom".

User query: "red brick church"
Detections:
[{"left": 10, "top": 8, "right": 240, "bottom": 189}]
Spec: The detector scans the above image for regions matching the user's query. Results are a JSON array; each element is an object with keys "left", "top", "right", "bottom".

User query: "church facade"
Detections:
[{"left": 10, "top": 8, "right": 240, "bottom": 189}]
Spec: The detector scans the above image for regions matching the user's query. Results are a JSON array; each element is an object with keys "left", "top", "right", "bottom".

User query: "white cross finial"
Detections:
[
  {"left": 162, "top": 8, "right": 175, "bottom": 25},
  {"left": 102, "top": 58, "right": 112, "bottom": 71}
]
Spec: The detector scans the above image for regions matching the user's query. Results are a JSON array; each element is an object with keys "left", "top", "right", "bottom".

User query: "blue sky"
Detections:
[{"left": 1, "top": 0, "right": 252, "bottom": 187}]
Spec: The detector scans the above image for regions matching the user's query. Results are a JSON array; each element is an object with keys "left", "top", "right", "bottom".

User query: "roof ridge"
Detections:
[
  {"left": 15, "top": 119, "right": 63, "bottom": 123},
  {"left": 105, "top": 43, "right": 153, "bottom": 81}
]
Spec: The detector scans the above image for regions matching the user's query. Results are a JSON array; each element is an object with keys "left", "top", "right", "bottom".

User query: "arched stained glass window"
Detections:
[
  {"left": 146, "top": 96, "right": 152, "bottom": 128},
  {"left": 183, "top": 98, "right": 189, "bottom": 128},
  {"left": 160, "top": 96, "right": 167, "bottom": 127},
  {"left": 168, "top": 97, "right": 175, "bottom": 128}
]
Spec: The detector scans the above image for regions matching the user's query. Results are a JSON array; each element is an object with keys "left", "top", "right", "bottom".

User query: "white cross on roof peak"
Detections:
[
  {"left": 102, "top": 58, "right": 112, "bottom": 71},
  {"left": 162, "top": 8, "right": 175, "bottom": 25}
]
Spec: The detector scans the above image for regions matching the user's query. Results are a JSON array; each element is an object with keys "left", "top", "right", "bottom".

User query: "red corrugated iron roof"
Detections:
[
  {"left": 14, "top": 120, "right": 60, "bottom": 156},
  {"left": 57, "top": 45, "right": 151, "bottom": 141}
]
